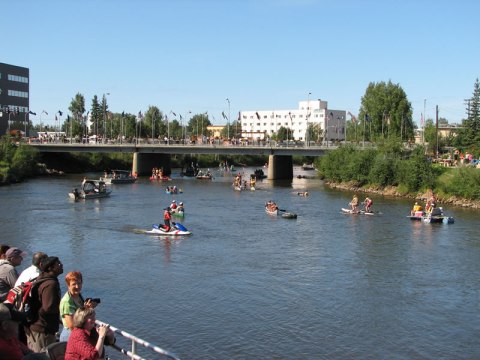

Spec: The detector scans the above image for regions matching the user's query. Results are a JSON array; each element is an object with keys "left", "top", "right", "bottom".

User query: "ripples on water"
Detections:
[{"left": 1, "top": 168, "right": 479, "bottom": 359}]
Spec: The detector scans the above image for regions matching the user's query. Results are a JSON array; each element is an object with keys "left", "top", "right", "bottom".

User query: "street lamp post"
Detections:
[
  {"left": 103, "top": 93, "right": 110, "bottom": 144},
  {"left": 40, "top": 110, "right": 48, "bottom": 134},
  {"left": 226, "top": 98, "right": 230, "bottom": 140},
  {"left": 25, "top": 111, "right": 36, "bottom": 137},
  {"left": 306, "top": 92, "right": 311, "bottom": 147}
]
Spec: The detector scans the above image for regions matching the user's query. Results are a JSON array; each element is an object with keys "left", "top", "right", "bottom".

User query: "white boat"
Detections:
[
  {"left": 100, "top": 170, "right": 136, "bottom": 184},
  {"left": 69, "top": 180, "right": 112, "bottom": 200},
  {"left": 265, "top": 201, "right": 279, "bottom": 216}
]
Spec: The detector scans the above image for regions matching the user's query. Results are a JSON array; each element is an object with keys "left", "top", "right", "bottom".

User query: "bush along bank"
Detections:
[{"left": 315, "top": 142, "right": 480, "bottom": 209}]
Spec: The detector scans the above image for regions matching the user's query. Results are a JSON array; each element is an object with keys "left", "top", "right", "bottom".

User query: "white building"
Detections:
[{"left": 240, "top": 100, "right": 346, "bottom": 142}]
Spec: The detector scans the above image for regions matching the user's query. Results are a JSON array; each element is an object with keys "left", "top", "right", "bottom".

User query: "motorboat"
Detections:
[
  {"left": 69, "top": 180, "right": 112, "bottom": 200},
  {"left": 100, "top": 170, "right": 136, "bottom": 184}
]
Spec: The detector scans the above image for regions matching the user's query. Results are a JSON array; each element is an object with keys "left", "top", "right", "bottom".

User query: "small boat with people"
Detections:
[
  {"left": 143, "top": 222, "right": 191, "bottom": 236},
  {"left": 165, "top": 186, "right": 182, "bottom": 194},
  {"left": 100, "top": 170, "right": 137, "bottom": 184},
  {"left": 69, "top": 179, "right": 112, "bottom": 200},
  {"left": 265, "top": 200, "right": 297, "bottom": 219},
  {"left": 302, "top": 163, "right": 315, "bottom": 170},
  {"left": 196, "top": 169, "right": 213, "bottom": 180},
  {"left": 254, "top": 168, "right": 267, "bottom": 179},
  {"left": 265, "top": 201, "right": 279, "bottom": 216},
  {"left": 407, "top": 207, "right": 454, "bottom": 224}
]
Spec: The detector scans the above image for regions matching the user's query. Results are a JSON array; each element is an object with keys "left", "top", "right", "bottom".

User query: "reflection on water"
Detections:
[{"left": 0, "top": 168, "right": 479, "bottom": 359}]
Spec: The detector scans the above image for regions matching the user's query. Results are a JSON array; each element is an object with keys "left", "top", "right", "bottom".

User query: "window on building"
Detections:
[
  {"left": 8, "top": 90, "right": 29, "bottom": 98},
  {"left": 7, "top": 74, "right": 29, "bottom": 83}
]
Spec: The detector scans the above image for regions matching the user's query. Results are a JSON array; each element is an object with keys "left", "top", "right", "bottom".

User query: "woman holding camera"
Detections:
[
  {"left": 59, "top": 271, "right": 98, "bottom": 341},
  {"left": 65, "top": 307, "right": 113, "bottom": 360}
]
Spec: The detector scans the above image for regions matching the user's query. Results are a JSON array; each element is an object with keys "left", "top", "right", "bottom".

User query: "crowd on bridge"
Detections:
[{"left": 0, "top": 244, "right": 115, "bottom": 359}]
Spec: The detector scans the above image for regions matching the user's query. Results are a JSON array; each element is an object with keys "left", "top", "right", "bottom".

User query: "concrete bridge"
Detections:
[{"left": 29, "top": 142, "right": 337, "bottom": 179}]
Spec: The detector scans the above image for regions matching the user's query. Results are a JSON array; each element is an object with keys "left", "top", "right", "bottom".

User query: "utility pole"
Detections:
[{"left": 435, "top": 105, "right": 439, "bottom": 157}]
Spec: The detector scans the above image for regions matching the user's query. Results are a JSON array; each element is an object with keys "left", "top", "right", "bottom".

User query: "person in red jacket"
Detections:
[{"left": 163, "top": 207, "right": 172, "bottom": 231}]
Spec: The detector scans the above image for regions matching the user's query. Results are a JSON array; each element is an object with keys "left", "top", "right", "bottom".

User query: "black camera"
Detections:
[{"left": 86, "top": 298, "right": 101, "bottom": 304}]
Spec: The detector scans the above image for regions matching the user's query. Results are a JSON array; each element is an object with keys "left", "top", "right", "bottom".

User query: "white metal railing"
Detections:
[{"left": 96, "top": 320, "right": 180, "bottom": 360}]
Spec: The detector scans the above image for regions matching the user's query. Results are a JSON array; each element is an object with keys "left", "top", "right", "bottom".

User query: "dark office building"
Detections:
[{"left": 0, "top": 62, "right": 30, "bottom": 135}]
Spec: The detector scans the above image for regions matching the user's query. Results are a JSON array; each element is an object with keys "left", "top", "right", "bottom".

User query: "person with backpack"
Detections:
[
  {"left": 26, "top": 256, "right": 64, "bottom": 352},
  {"left": 0, "top": 248, "right": 27, "bottom": 302}
]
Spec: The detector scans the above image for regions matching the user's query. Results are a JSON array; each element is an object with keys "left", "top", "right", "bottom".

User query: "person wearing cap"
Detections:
[
  {"left": 26, "top": 256, "right": 64, "bottom": 352},
  {"left": 163, "top": 207, "right": 172, "bottom": 231},
  {"left": 0, "top": 303, "right": 34, "bottom": 359},
  {"left": 15, "top": 252, "right": 48, "bottom": 287},
  {"left": 0, "top": 247, "right": 27, "bottom": 302},
  {"left": 170, "top": 199, "right": 177, "bottom": 210}
]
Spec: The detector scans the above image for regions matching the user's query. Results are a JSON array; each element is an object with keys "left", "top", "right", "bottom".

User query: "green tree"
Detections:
[
  {"left": 187, "top": 113, "right": 211, "bottom": 140},
  {"left": 358, "top": 80, "right": 414, "bottom": 142},
  {"left": 68, "top": 93, "right": 86, "bottom": 121},
  {"left": 89, "top": 95, "right": 102, "bottom": 135},
  {"left": 99, "top": 95, "right": 109, "bottom": 138}
]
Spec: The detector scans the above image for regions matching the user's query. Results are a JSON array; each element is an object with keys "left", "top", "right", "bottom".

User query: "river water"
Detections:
[{"left": 1, "top": 167, "right": 479, "bottom": 359}]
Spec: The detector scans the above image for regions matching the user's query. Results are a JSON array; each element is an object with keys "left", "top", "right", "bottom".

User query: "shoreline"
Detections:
[{"left": 326, "top": 181, "right": 480, "bottom": 210}]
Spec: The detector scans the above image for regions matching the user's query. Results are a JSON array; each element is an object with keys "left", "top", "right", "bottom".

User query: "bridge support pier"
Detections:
[
  {"left": 267, "top": 155, "right": 293, "bottom": 180},
  {"left": 132, "top": 152, "right": 171, "bottom": 176}
]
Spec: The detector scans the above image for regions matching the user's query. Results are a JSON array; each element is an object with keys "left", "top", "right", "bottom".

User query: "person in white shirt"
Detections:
[{"left": 15, "top": 251, "right": 47, "bottom": 286}]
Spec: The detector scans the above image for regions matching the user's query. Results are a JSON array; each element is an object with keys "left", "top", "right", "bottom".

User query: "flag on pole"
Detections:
[
  {"left": 238, "top": 111, "right": 241, "bottom": 121},
  {"left": 420, "top": 113, "right": 424, "bottom": 127},
  {"left": 256, "top": 112, "right": 260, "bottom": 120},
  {"left": 55, "top": 115, "right": 58, "bottom": 121},
  {"left": 348, "top": 111, "right": 357, "bottom": 123},
  {"left": 222, "top": 111, "right": 227, "bottom": 120},
  {"left": 171, "top": 111, "right": 177, "bottom": 116}
]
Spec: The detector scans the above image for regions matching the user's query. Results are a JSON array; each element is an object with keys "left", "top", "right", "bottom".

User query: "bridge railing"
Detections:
[{"left": 96, "top": 320, "right": 180, "bottom": 360}]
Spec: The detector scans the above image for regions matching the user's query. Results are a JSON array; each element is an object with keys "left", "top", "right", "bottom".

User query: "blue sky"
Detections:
[{"left": 3, "top": 0, "right": 479, "bottom": 127}]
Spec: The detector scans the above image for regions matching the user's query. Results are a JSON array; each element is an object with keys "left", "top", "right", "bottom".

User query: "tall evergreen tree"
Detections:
[
  {"left": 90, "top": 95, "right": 102, "bottom": 135},
  {"left": 463, "top": 78, "right": 480, "bottom": 145}
]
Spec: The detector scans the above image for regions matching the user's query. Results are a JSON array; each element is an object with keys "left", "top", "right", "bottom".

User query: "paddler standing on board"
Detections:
[{"left": 349, "top": 194, "right": 359, "bottom": 212}]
